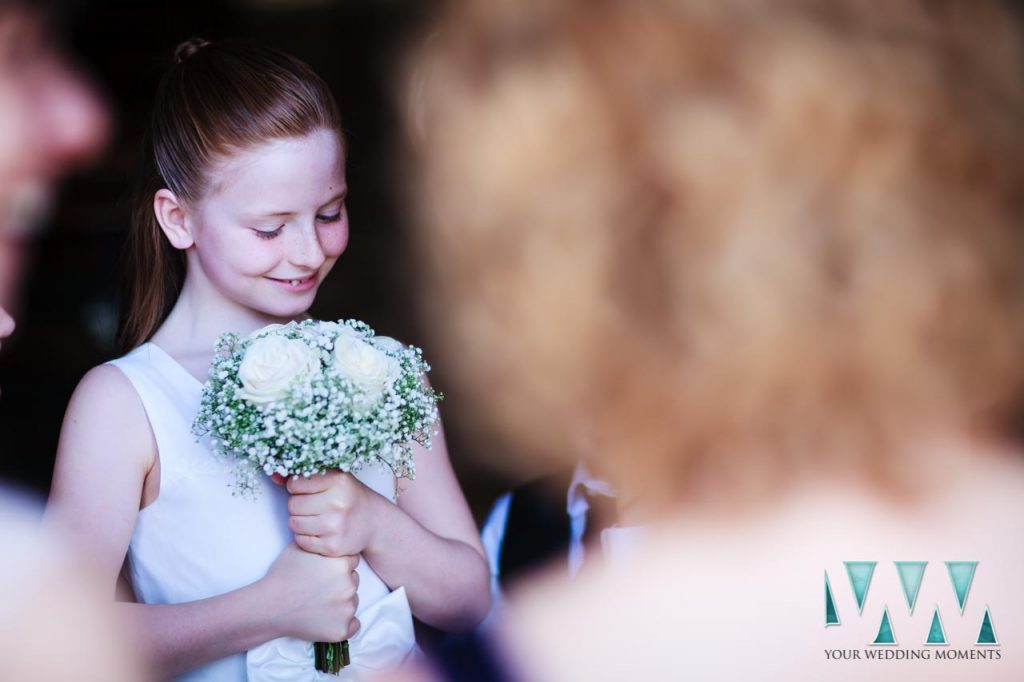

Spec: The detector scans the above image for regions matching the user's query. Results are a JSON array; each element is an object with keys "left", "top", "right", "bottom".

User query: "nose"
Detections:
[
  {"left": 0, "top": 306, "right": 16, "bottom": 342},
  {"left": 37, "top": 59, "right": 110, "bottom": 175},
  {"left": 288, "top": 223, "right": 326, "bottom": 272}
]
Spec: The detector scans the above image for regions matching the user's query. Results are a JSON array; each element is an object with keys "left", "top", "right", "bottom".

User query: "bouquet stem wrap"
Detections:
[{"left": 314, "top": 640, "right": 350, "bottom": 674}]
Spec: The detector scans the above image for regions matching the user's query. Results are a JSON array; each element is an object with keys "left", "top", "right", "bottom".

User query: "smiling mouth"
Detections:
[{"left": 270, "top": 275, "right": 314, "bottom": 285}]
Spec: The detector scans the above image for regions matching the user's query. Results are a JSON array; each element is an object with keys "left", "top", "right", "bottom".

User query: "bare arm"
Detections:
[
  {"left": 287, "top": 420, "right": 491, "bottom": 632},
  {"left": 371, "top": 421, "right": 490, "bottom": 630},
  {"left": 119, "top": 545, "right": 358, "bottom": 678},
  {"left": 47, "top": 365, "right": 358, "bottom": 679},
  {"left": 119, "top": 582, "right": 279, "bottom": 678}
]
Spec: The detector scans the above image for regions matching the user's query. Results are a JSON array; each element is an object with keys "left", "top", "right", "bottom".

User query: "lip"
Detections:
[{"left": 266, "top": 274, "right": 318, "bottom": 293}]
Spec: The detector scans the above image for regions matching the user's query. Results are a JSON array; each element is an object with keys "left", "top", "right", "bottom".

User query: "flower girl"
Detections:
[{"left": 47, "top": 38, "right": 489, "bottom": 681}]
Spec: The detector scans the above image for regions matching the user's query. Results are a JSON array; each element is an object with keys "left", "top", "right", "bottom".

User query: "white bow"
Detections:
[{"left": 247, "top": 584, "right": 415, "bottom": 681}]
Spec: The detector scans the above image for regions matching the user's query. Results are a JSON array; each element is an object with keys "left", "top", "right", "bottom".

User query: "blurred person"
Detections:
[
  {"left": 478, "top": 458, "right": 621, "bottom": 625},
  {"left": 0, "top": 0, "right": 108, "bottom": 357},
  {"left": 0, "top": 2, "right": 135, "bottom": 681},
  {"left": 405, "top": 0, "right": 1024, "bottom": 679},
  {"left": 0, "top": 492, "right": 143, "bottom": 682}
]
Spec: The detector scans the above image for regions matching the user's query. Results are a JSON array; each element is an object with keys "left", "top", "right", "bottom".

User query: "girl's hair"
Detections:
[
  {"left": 411, "top": 0, "right": 1024, "bottom": 505},
  {"left": 118, "top": 38, "right": 343, "bottom": 351}
]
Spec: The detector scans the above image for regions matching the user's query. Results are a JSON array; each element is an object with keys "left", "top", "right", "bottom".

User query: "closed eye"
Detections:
[
  {"left": 253, "top": 226, "right": 284, "bottom": 240},
  {"left": 316, "top": 212, "right": 342, "bottom": 224}
]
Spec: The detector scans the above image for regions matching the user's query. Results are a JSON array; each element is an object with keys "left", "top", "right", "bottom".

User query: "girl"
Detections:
[{"left": 47, "top": 38, "right": 489, "bottom": 681}]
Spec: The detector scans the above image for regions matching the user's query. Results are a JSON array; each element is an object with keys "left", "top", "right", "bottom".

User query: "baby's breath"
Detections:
[{"left": 192, "top": 319, "right": 441, "bottom": 496}]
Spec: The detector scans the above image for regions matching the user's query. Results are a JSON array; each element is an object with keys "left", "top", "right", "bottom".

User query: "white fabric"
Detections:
[
  {"left": 108, "top": 343, "right": 415, "bottom": 681},
  {"left": 565, "top": 462, "right": 616, "bottom": 577},
  {"left": 599, "top": 526, "right": 646, "bottom": 565},
  {"left": 246, "top": 587, "right": 413, "bottom": 681},
  {"left": 478, "top": 491, "right": 512, "bottom": 627}
]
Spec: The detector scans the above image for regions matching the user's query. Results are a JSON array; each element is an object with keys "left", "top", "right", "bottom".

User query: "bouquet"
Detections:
[{"left": 192, "top": 319, "right": 441, "bottom": 674}]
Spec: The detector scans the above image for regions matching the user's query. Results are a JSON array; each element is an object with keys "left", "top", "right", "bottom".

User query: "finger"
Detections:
[
  {"left": 286, "top": 492, "right": 330, "bottom": 517},
  {"left": 286, "top": 472, "right": 334, "bottom": 495},
  {"left": 347, "top": 617, "right": 361, "bottom": 639},
  {"left": 289, "top": 514, "right": 329, "bottom": 536},
  {"left": 294, "top": 533, "right": 329, "bottom": 556},
  {"left": 271, "top": 473, "right": 286, "bottom": 485},
  {"left": 294, "top": 533, "right": 357, "bottom": 558},
  {"left": 290, "top": 470, "right": 362, "bottom": 495}
]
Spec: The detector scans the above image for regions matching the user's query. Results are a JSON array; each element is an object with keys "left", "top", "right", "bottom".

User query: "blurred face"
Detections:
[
  {"left": 0, "top": 8, "right": 109, "bottom": 349},
  {"left": 188, "top": 128, "right": 349, "bottom": 320},
  {"left": 0, "top": 236, "right": 20, "bottom": 351}
]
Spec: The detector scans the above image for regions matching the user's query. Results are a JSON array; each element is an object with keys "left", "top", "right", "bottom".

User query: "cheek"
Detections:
[
  {"left": 0, "top": 80, "right": 36, "bottom": 176},
  {"left": 236, "top": 244, "right": 282, "bottom": 275},
  {"left": 320, "top": 221, "right": 349, "bottom": 259},
  {"left": 0, "top": 241, "right": 22, "bottom": 307},
  {"left": 199, "top": 230, "right": 281, "bottom": 279}
]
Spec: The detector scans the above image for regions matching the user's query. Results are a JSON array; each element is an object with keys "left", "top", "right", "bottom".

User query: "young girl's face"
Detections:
[{"left": 189, "top": 128, "right": 348, "bottom": 319}]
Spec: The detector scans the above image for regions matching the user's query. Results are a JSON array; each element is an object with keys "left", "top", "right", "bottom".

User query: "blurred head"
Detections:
[
  {"left": 410, "top": 0, "right": 1024, "bottom": 508},
  {"left": 0, "top": 2, "right": 109, "bottom": 353},
  {"left": 120, "top": 39, "right": 347, "bottom": 350}
]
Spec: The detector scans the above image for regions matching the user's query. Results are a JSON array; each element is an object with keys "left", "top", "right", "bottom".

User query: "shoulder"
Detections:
[
  {"left": 49, "top": 363, "right": 160, "bottom": 577},
  {"left": 69, "top": 362, "right": 146, "bottom": 415},
  {"left": 58, "top": 362, "right": 156, "bottom": 466}
]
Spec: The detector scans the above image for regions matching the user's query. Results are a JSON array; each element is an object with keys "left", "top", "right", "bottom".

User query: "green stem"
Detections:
[{"left": 314, "top": 640, "right": 349, "bottom": 674}]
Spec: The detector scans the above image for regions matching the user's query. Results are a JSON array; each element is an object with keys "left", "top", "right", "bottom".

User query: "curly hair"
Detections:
[{"left": 410, "top": 0, "right": 1024, "bottom": 507}]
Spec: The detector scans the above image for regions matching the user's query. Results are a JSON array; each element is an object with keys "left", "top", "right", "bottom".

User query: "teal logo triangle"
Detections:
[
  {"left": 873, "top": 606, "right": 897, "bottom": 645},
  {"left": 894, "top": 561, "right": 927, "bottom": 614},
  {"left": 977, "top": 608, "right": 998, "bottom": 645},
  {"left": 925, "top": 606, "right": 947, "bottom": 645},
  {"left": 825, "top": 571, "right": 840, "bottom": 626},
  {"left": 844, "top": 561, "right": 876, "bottom": 614},
  {"left": 945, "top": 561, "right": 978, "bottom": 614}
]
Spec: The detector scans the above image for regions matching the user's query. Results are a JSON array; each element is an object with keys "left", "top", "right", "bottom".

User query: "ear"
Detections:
[{"left": 153, "top": 189, "right": 194, "bottom": 250}]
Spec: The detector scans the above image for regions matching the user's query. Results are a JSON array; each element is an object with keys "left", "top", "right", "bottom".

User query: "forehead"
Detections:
[
  {"left": 204, "top": 129, "right": 346, "bottom": 208},
  {"left": 0, "top": 9, "right": 46, "bottom": 64}
]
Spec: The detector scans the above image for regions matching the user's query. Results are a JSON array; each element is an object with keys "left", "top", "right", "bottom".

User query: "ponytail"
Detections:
[{"left": 117, "top": 133, "right": 185, "bottom": 351}]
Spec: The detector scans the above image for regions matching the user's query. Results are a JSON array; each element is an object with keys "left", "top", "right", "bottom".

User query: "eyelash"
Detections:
[
  {"left": 254, "top": 226, "right": 284, "bottom": 240},
  {"left": 252, "top": 212, "right": 343, "bottom": 240}
]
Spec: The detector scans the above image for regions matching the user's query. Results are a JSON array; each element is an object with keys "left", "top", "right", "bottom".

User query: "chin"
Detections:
[{"left": 253, "top": 296, "right": 315, "bottom": 320}]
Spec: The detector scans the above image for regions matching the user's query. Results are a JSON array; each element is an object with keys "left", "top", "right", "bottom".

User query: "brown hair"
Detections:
[
  {"left": 118, "top": 38, "right": 343, "bottom": 351},
  {"left": 410, "top": 0, "right": 1024, "bottom": 507}
]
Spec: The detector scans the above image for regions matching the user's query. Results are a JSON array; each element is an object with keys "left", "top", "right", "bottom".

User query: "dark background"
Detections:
[{"left": 0, "top": 0, "right": 512, "bottom": 521}]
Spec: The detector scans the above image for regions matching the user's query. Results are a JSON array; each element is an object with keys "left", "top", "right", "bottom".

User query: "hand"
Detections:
[
  {"left": 284, "top": 471, "right": 383, "bottom": 557},
  {"left": 261, "top": 543, "right": 361, "bottom": 643}
]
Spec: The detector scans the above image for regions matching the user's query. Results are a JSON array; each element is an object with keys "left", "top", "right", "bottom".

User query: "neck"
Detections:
[{"left": 152, "top": 268, "right": 302, "bottom": 355}]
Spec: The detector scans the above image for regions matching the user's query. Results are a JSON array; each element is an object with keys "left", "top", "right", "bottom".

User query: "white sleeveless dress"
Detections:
[{"left": 108, "top": 343, "right": 416, "bottom": 681}]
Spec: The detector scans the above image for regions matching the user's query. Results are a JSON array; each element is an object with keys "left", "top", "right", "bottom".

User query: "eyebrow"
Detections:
[{"left": 254, "top": 189, "right": 348, "bottom": 218}]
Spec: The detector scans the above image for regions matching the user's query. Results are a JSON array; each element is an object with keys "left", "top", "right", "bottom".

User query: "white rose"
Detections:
[
  {"left": 332, "top": 335, "right": 402, "bottom": 401},
  {"left": 236, "top": 335, "right": 321, "bottom": 404}
]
